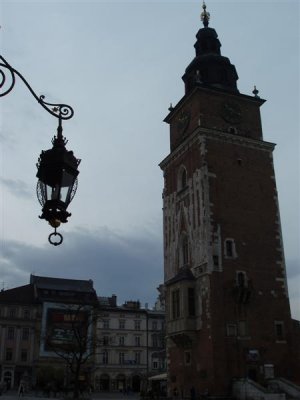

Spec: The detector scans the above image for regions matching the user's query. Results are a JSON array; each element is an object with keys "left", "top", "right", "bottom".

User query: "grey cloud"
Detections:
[
  {"left": 0, "top": 227, "right": 163, "bottom": 307},
  {"left": 0, "top": 177, "right": 32, "bottom": 198}
]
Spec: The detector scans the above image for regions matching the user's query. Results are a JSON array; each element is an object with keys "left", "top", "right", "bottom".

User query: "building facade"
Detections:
[
  {"left": 0, "top": 275, "right": 98, "bottom": 390},
  {"left": 0, "top": 284, "right": 40, "bottom": 390},
  {"left": 94, "top": 296, "right": 165, "bottom": 393},
  {"left": 160, "top": 4, "right": 299, "bottom": 398},
  {"left": 0, "top": 276, "right": 165, "bottom": 393}
]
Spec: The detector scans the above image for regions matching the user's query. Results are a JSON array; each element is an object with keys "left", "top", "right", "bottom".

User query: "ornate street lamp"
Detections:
[{"left": 0, "top": 55, "right": 80, "bottom": 246}]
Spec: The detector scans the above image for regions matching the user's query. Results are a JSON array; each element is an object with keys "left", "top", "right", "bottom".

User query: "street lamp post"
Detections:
[{"left": 0, "top": 55, "right": 80, "bottom": 246}]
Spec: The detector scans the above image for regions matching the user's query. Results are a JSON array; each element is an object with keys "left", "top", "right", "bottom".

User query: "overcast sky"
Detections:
[{"left": 0, "top": 0, "right": 299, "bottom": 317}]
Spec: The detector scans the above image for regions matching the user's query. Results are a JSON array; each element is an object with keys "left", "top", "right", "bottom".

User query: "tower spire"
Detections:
[{"left": 201, "top": 1, "right": 210, "bottom": 28}]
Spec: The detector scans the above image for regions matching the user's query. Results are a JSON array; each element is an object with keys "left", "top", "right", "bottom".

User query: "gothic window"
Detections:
[
  {"left": 224, "top": 238, "right": 237, "bottom": 258},
  {"left": 171, "top": 289, "right": 180, "bottom": 319},
  {"left": 188, "top": 288, "right": 196, "bottom": 316},
  {"left": 179, "top": 233, "right": 189, "bottom": 267},
  {"left": 274, "top": 321, "right": 285, "bottom": 341},
  {"left": 184, "top": 351, "right": 191, "bottom": 366},
  {"left": 237, "top": 271, "right": 246, "bottom": 287},
  {"left": 177, "top": 166, "right": 188, "bottom": 191},
  {"left": 152, "top": 321, "right": 158, "bottom": 330}
]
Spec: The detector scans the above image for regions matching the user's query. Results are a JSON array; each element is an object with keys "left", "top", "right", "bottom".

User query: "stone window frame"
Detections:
[
  {"left": 224, "top": 238, "right": 237, "bottom": 259},
  {"left": 177, "top": 165, "right": 188, "bottom": 192},
  {"left": 184, "top": 350, "right": 192, "bottom": 366},
  {"left": 7, "top": 326, "right": 15, "bottom": 340},
  {"left": 274, "top": 320, "right": 285, "bottom": 342},
  {"left": 171, "top": 288, "right": 181, "bottom": 320}
]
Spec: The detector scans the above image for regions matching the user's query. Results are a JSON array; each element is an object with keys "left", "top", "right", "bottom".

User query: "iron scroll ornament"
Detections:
[
  {"left": 0, "top": 55, "right": 74, "bottom": 120},
  {"left": 0, "top": 54, "right": 78, "bottom": 246}
]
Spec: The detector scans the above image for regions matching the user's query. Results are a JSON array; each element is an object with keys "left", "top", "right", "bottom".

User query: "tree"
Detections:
[{"left": 41, "top": 303, "right": 100, "bottom": 399}]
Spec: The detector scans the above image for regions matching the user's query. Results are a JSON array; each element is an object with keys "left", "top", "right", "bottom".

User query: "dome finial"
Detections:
[{"left": 201, "top": 1, "right": 210, "bottom": 28}]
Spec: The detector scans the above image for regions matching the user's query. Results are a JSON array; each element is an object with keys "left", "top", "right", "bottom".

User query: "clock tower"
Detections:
[{"left": 160, "top": 4, "right": 299, "bottom": 397}]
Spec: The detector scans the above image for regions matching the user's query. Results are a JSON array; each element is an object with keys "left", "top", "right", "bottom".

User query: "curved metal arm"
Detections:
[{"left": 0, "top": 54, "right": 74, "bottom": 121}]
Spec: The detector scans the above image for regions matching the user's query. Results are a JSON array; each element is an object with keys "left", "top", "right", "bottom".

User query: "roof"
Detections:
[
  {"left": 165, "top": 267, "right": 195, "bottom": 286},
  {"left": 0, "top": 284, "right": 36, "bottom": 304},
  {"left": 30, "top": 274, "right": 94, "bottom": 293}
]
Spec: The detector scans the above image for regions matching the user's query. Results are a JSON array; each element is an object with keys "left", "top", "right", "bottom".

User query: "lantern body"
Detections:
[{"left": 36, "top": 133, "right": 80, "bottom": 227}]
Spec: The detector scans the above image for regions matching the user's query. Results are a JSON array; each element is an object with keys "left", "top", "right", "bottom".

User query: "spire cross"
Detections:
[{"left": 201, "top": 1, "right": 210, "bottom": 28}]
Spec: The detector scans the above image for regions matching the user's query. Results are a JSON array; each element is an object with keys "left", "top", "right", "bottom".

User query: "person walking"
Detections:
[{"left": 18, "top": 383, "right": 25, "bottom": 397}]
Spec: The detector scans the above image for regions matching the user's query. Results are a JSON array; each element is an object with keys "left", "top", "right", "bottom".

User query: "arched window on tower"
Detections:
[
  {"left": 180, "top": 233, "right": 189, "bottom": 267},
  {"left": 177, "top": 166, "right": 188, "bottom": 191}
]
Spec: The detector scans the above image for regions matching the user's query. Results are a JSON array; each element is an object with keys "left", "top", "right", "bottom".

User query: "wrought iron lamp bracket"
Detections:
[
  {"left": 0, "top": 55, "right": 74, "bottom": 122},
  {"left": 0, "top": 54, "right": 76, "bottom": 246}
]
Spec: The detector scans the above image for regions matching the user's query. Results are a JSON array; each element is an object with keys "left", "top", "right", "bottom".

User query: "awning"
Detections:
[{"left": 148, "top": 373, "right": 167, "bottom": 381}]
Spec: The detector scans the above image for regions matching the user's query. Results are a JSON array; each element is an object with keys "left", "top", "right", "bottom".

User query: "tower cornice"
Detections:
[
  {"left": 159, "top": 127, "right": 275, "bottom": 170},
  {"left": 164, "top": 86, "right": 265, "bottom": 124}
]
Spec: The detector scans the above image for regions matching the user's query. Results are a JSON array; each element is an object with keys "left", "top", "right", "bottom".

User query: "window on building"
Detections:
[
  {"left": 7, "top": 327, "right": 14, "bottom": 340},
  {"left": 135, "top": 352, "right": 141, "bottom": 365},
  {"left": 23, "top": 309, "right": 30, "bottom": 319},
  {"left": 6, "top": 348, "right": 13, "bottom": 361},
  {"left": 172, "top": 289, "right": 180, "bottom": 319},
  {"left": 152, "top": 360, "right": 158, "bottom": 369},
  {"left": 182, "top": 235, "right": 189, "bottom": 266},
  {"left": 102, "top": 350, "right": 109, "bottom": 365},
  {"left": 152, "top": 321, "right": 158, "bottom": 330},
  {"left": 213, "top": 255, "right": 219, "bottom": 267},
  {"left": 134, "top": 320, "right": 141, "bottom": 330},
  {"left": 102, "top": 336, "right": 109, "bottom": 346},
  {"left": 119, "top": 319, "right": 125, "bottom": 329},
  {"left": 119, "top": 336, "right": 125, "bottom": 346},
  {"left": 22, "top": 327, "right": 30, "bottom": 341},
  {"left": 181, "top": 168, "right": 187, "bottom": 189},
  {"left": 119, "top": 352, "right": 125, "bottom": 365},
  {"left": 237, "top": 272, "right": 246, "bottom": 287},
  {"left": 188, "top": 288, "right": 196, "bottom": 316},
  {"left": 152, "top": 334, "right": 158, "bottom": 348},
  {"left": 9, "top": 308, "right": 16, "bottom": 318},
  {"left": 135, "top": 336, "right": 141, "bottom": 347},
  {"left": 227, "top": 324, "right": 237, "bottom": 337},
  {"left": 103, "top": 319, "right": 110, "bottom": 329},
  {"left": 20, "top": 349, "right": 28, "bottom": 362},
  {"left": 184, "top": 351, "right": 191, "bottom": 366},
  {"left": 238, "top": 321, "right": 248, "bottom": 337},
  {"left": 225, "top": 239, "right": 236, "bottom": 258},
  {"left": 274, "top": 321, "right": 285, "bottom": 341},
  {"left": 177, "top": 166, "right": 188, "bottom": 191}
]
